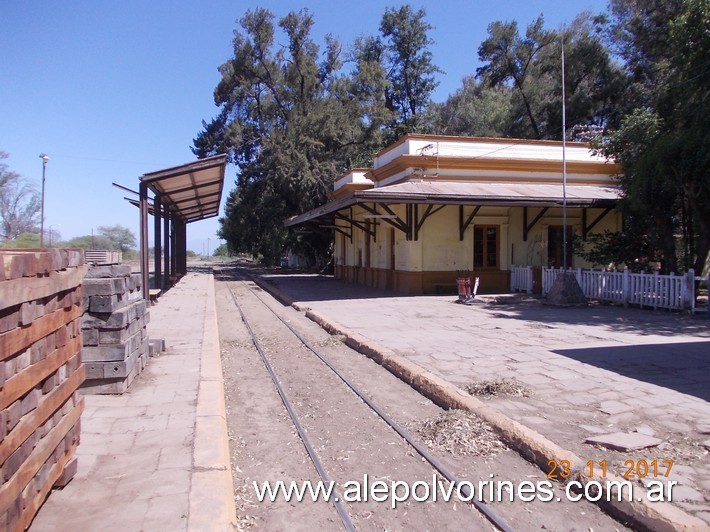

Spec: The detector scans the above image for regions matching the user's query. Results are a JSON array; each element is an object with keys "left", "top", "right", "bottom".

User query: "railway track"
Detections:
[{"left": 215, "top": 265, "right": 629, "bottom": 531}]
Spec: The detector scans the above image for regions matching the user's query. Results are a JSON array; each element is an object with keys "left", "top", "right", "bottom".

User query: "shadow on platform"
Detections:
[{"left": 553, "top": 341, "right": 710, "bottom": 401}]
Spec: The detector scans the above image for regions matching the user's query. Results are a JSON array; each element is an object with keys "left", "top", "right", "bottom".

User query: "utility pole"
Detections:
[
  {"left": 561, "top": 36, "right": 568, "bottom": 270},
  {"left": 39, "top": 153, "right": 49, "bottom": 247}
]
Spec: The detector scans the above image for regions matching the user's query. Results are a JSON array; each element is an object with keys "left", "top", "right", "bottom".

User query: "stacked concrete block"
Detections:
[
  {"left": 0, "top": 249, "right": 86, "bottom": 532},
  {"left": 81, "top": 264, "right": 150, "bottom": 394}
]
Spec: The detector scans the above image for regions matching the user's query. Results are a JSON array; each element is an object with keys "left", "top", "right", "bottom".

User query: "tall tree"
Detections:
[
  {"left": 477, "top": 14, "right": 624, "bottom": 139},
  {"left": 602, "top": 0, "right": 684, "bottom": 112},
  {"left": 0, "top": 151, "right": 40, "bottom": 242},
  {"left": 379, "top": 5, "right": 441, "bottom": 141},
  {"left": 477, "top": 17, "right": 555, "bottom": 138},
  {"left": 428, "top": 76, "right": 514, "bottom": 137},
  {"left": 594, "top": 0, "right": 709, "bottom": 272},
  {"left": 194, "top": 8, "right": 378, "bottom": 265},
  {"left": 348, "top": 35, "right": 394, "bottom": 163},
  {"left": 97, "top": 225, "right": 137, "bottom": 252}
]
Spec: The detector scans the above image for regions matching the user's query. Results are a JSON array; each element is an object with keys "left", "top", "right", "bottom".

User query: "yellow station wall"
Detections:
[{"left": 334, "top": 204, "right": 621, "bottom": 294}]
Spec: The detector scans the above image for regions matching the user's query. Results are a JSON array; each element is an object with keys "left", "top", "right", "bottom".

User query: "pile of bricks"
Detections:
[
  {"left": 0, "top": 249, "right": 86, "bottom": 531},
  {"left": 81, "top": 263, "right": 150, "bottom": 394}
]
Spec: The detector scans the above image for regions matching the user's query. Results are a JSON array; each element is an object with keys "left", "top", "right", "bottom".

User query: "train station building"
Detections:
[{"left": 285, "top": 134, "right": 622, "bottom": 294}]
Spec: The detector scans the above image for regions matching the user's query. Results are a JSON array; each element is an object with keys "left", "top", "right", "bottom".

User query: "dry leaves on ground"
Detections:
[
  {"left": 416, "top": 409, "right": 507, "bottom": 456},
  {"left": 464, "top": 378, "right": 532, "bottom": 398}
]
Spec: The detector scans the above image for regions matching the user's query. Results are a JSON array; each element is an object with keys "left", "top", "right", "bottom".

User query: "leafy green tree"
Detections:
[
  {"left": 477, "top": 17, "right": 555, "bottom": 138},
  {"left": 379, "top": 5, "right": 441, "bottom": 141},
  {"left": 97, "top": 225, "right": 137, "bottom": 252},
  {"left": 1, "top": 231, "right": 40, "bottom": 248},
  {"left": 347, "top": 35, "right": 395, "bottom": 164},
  {"left": 576, "top": 230, "right": 656, "bottom": 272},
  {"left": 593, "top": 0, "right": 709, "bottom": 272},
  {"left": 63, "top": 234, "right": 114, "bottom": 250},
  {"left": 0, "top": 152, "right": 40, "bottom": 242},
  {"left": 212, "top": 243, "right": 230, "bottom": 257},
  {"left": 601, "top": 0, "right": 684, "bottom": 113},
  {"left": 194, "top": 8, "right": 393, "bottom": 265},
  {"left": 428, "top": 76, "right": 514, "bottom": 137},
  {"left": 477, "top": 14, "right": 624, "bottom": 139}
]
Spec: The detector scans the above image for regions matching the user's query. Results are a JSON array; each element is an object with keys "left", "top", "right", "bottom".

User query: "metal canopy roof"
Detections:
[
  {"left": 285, "top": 180, "right": 621, "bottom": 226},
  {"left": 140, "top": 154, "right": 227, "bottom": 223}
]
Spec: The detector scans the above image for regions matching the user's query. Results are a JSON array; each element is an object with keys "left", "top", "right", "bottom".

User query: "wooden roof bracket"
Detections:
[
  {"left": 334, "top": 211, "right": 375, "bottom": 240},
  {"left": 331, "top": 226, "right": 352, "bottom": 240},
  {"left": 523, "top": 206, "right": 549, "bottom": 241},
  {"left": 459, "top": 205, "right": 481, "bottom": 241},
  {"left": 414, "top": 204, "right": 445, "bottom": 241},
  {"left": 359, "top": 203, "right": 409, "bottom": 236},
  {"left": 582, "top": 207, "right": 613, "bottom": 240},
  {"left": 318, "top": 216, "right": 352, "bottom": 241}
]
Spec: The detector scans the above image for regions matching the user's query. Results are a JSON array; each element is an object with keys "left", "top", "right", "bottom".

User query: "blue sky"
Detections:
[{"left": 1, "top": 0, "right": 608, "bottom": 253}]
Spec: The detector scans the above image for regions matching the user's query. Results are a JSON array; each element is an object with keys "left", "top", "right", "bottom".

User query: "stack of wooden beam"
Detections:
[
  {"left": 81, "top": 264, "right": 150, "bottom": 394},
  {"left": 0, "top": 249, "right": 86, "bottom": 531}
]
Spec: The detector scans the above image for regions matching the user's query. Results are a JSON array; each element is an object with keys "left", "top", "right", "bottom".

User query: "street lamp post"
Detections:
[{"left": 39, "top": 153, "right": 49, "bottom": 248}]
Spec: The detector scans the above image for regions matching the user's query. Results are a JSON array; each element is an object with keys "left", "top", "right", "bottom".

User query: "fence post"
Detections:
[
  {"left": 623, "top": 269, "right": 629, "bottom": 307},
  {"left": 527, "top": 266, "right": 532, "bottom": 294},
  {"left": 683, "top": 269, "right": 695, "bottom": 314}
]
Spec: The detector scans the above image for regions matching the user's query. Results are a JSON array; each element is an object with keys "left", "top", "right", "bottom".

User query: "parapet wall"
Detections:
[
  {"left": 0, "top": 249, "right": 86, "bottom": 531},
  {"left": 81, "top": 264, "right": 150, "bottom": 394}
]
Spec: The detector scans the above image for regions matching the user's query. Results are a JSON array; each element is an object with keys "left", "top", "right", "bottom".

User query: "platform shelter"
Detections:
[{"left": 138, "top": 154, "right": 227, "bottom": 299}]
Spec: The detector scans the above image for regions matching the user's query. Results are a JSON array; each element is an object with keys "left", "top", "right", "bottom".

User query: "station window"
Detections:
[{"left": 473, "top": 225, "right": 499, "bottom": 269}]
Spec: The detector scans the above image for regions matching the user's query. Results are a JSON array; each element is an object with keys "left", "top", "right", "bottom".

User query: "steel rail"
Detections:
[
  {"left": 220, "top": 266, "right": 514, "bottom": 532},
  {"left": 222, "top": 272, "right": 356, "bottom": 532}
]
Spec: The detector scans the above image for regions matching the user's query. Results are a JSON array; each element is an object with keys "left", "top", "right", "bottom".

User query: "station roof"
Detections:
[
  {"left": 284, "top": 180, "right": 621, "bottom": 226},
  {"left": 140, "top": 154, "right": 228, "bottom": 223}
]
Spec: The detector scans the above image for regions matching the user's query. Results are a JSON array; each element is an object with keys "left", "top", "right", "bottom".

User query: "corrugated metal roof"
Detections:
[
  {"left": 285, "top": 180, "right": 621, "bottom": 226},
  {"left": 140, "top": 154, "right": 227, "bottom": 223},
  {"left": 357, "top": 180, "right": 621, "bottom": 204}
]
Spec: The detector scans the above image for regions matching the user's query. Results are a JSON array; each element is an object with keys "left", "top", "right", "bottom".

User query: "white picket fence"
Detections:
[
  {"left": 510, "top": 265, "right": 534, "bottom": 294},
  {"left": 539, "top": 267, "right": 696, "bottom": 312}
]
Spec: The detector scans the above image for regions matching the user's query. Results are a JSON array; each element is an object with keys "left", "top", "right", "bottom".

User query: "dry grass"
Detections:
[
  {"left": 416, "top": 410, "right": 507, "bottom": 456},
  {"left": 464, "top": 378, "right": 532, "bottom": 399}
]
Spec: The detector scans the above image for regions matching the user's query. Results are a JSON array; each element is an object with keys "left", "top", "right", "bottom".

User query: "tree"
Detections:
[
  {"left": 601, "top": 0, "right": 685, "bottom": 113},
  {"left": 97, "top": 225, "right": 136, "bottom": 252},
  {"left": 0, "top": 151, "right": 40, "bottom": 242},
  {"left": 212, "top": 243, "right": 230, "bottom": 257},
  {"left": 593, "top": 0, "right": 709, "bottom": 273},
  {"left": 476, "top": 14, "right": 625, "bottom": 139},
  {"left": 379, "top": 5, "right": 441, "bottom": 141},
  {"left": 194, "top": 8, "right": 390, "bottom": 265},
  {"left": 428, "top": 76, "right": 514, "bottom": 137},
  {"left": 1, "top": 231, "right": 40, "bottom": 249},
  {"left": 63, "top": 234, "right": 114, "bottom": 250}
]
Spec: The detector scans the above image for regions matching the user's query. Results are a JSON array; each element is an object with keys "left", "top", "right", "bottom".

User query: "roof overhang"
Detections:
[
  {"left": 140, "top": 154, "right": 227, "bottom": 223},
  {"left": 285, "top": 180, "right": 621, "bottom": 227}
]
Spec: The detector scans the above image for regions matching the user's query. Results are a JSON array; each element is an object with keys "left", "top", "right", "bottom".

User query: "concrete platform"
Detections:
[
  {"left": 30, "top": 271, "right": 234, "bottom": 532},
  {"left": 256, "top": 271, "right": 710, "bottom": 528}
]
